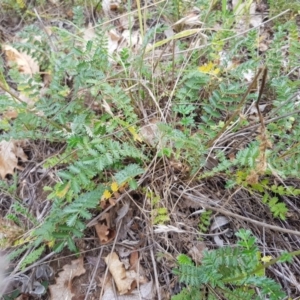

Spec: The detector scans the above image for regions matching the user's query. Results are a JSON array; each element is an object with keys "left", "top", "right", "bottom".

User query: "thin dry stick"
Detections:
[
  {"left": 33, "top": 8, "right": 57, "bottom": 52},
  {"left": 180, "top": 193, "right": 300, "bottom": 237},
  {"left": 139, "top": 80, "right": 166, "bottom": 122},
  {"left": 0, "top": 81, "right": 28, "bottom": 106},
  {"left": 8, "top": 245, "right": 110, "bottom": 284},
  {"left": 217, "top": 108, "right": 300, "bottom": 146},
  {"left": 8, "top": 251, "right": 56, "bottom": 280},
  {"left": 0, "top": 81, "right": 70, "bottom": 131},
  {"left": 84, "top": 247, "right": 104, "bottom": 300},
  {"left": 150, "top": 245, "right": 161, "bottom": 300}
]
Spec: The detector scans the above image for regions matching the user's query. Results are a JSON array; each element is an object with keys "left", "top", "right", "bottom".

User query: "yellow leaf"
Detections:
[
  {"left": 111, "top": 182, "right": 119, "bottom": 192},
  {"left": 0, "top": 70, "right": 9, "bottom": 89},
  {"left": 198, "top": 62, "right": 220, "bottom": 75},
  {"left": 17, "top": 0, "right": 26, "bottom": 9},
  {"left": 102, "top": 190, "right": 112, "bottom": 200},
  {"left": 261, "top": 255, "right": 272, "bottom": 263},
  {"left": 128, "top": 126, "right": 142, "bottom": 142},
  {"left": 13, "top": 236, "right": 32, "bottom": 246},
  {"left": 56, "top": 181, "right": 71, "bottom": 198},
  {"left": 47, "top": 239, "right": 55, "bottom": 248}
]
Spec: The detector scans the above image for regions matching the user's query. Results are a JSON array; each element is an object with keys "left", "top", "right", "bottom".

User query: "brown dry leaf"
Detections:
[
  {"left": 108, "top": 29, "right": 121, "bottom": 55},
  {"left": 246, "top": 169, "right": 259, "bottom": 185},
  {"left": 100, "top": 199, "right": 110, "bottom": 209},
  {"left": 139, "top": 120, "right": 161, "bottom": 147},
  {"left": 0, "top": 217, "right": 24, "bottom": 248},
  {"left": 3, "top": 44, "right": 39, "bottom": 76},
  {"left": 49, "top": 257, "right": 86, "bottom": 300},
  {"left": 104, "top": 252, "right": 135, "bottom": 295},
  {"left": 0, "top": 140, "right": 28, "bottom": 179},
  {"left": 3, "top": 43, "right": 41, "bottom": 106},
  {"left": 95, "top": 213, "right": 116, "bottom": 244},
  {"left": 129, "top": 250, "right": 139, "bottom": 271},
  {"left": 102, "top": 0, "right": 120, "bottom": 17},
  {"left": 188, "top": 241, "right": 207, "bottom": 263},
  {"left": 3, "top": 110, "right": 18, "bottom": 120},
  {"left": 259, "top": 42, "right": 268, "bottom": 52},
  {"left": 172, "top": 8, "right": 203, "bottom": 27},
  {"left": 108, "top": 197, "right": 117, "bottom": 206},
  {"left": 95, "top": 223, "right": 109, "bottom": 244}
]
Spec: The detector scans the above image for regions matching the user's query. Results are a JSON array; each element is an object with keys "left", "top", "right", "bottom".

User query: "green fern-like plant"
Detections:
[
  {"left": 1, "top": 6, "right": 147, "bottom": 269},
  {"left": 172, "top": 229, "right": 286, "bottom": 300},
  {"left": 235, "top": 171, "right": 300, "bottom": 220},
  {"left": 198, "top": 210, "right": 212, "bottom": 233},
  {"left": 20, "top": 245, "right": 45, "bottom": 270},
  {"left": 148, "top": 190, "right": 170, "bottom": 225}
]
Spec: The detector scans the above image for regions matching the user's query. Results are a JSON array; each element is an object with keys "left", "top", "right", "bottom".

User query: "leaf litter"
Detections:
[
  {"left": 49, "top": 257, "right": 86, "bottom": 300},
  {"left": 0, "top": 0, "right": 300, "bottom": 299}
]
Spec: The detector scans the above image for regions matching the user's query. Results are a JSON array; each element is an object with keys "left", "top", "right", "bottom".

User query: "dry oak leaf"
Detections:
[
  {"left": 104, "top": 252, "right": 135, "bottom": 295},
  {"left": 95, "top": 212, "right": 116, "bottom": 244},
  {"left": 95, "top": 223, "right": 116, "bottom": 244},
  {"left": 0, "top": 140, "right": 28, "bottom": 179},
  {"left": 49, "top": 257, "right": 86, "bottom": 300},
  {"left": 3, "top": 44, "right": 39, "bottom": 76}
]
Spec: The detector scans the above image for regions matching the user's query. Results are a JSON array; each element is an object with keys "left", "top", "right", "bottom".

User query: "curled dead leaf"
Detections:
[
  {"left": 103, "top": 251, "right": 150, "bottom": 299},
  {"left": 139, "top": 120, "right": 161, "bottom": 147},
  {"left": 95, "top": 213, "right": 116, "bottom": 244},
  {"left": 0, "top": 140, "right": 28, "bottom": 179},
  {"left": 3, "top": 44, "right": 39, "bottom": 76},
  {"left": 173, "top": 8, "right": 203, "bottom": 27},
  {"left": 104, "top": 252, "right": 135, "bottom": 295},
  {"left": 95, "top": 223, "right": 116, "bottom": 244},
  {"left": 49, "top": 257, "right": 86, "bottom": 300},
  {"left": 188, "top": 242, "right": 207, "bottom": 263}
]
